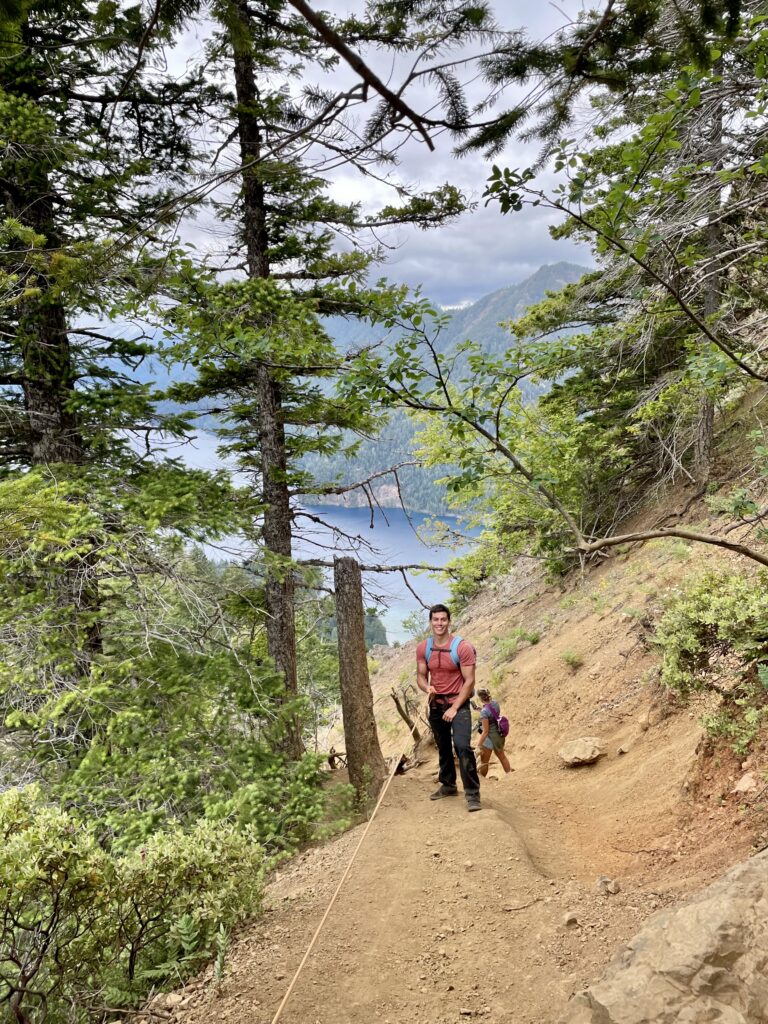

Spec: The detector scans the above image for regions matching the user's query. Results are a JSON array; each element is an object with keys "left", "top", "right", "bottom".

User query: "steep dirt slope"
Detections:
[{"left": 163, "top": 505, "right": 768, "bottom": 1024}]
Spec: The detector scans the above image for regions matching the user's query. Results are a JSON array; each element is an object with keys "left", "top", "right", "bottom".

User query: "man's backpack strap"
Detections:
[
  {"left": 449, "top": 636, "right": 462, "bottom": 666},
  {"left": 425, "top": 635, "right": 463, "bottom": 668}
]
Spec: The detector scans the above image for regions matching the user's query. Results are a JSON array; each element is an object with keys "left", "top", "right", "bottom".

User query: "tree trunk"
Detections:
[
  {"left": 10, "top": 181, "right": 83, "bottom": 467},
  {"left": 253, "top": 364, "right": 302, "bottom": 759},
  {"left": 232, "top": 0, "right": 270, "bottom": 282},
  {"left": 231, "top": 2, "right": 303, "bottom": 759},
  {"left": 13, "top": 182, "right": 102, "bottom": 675},
  {"left": 333, "top": 556, "right": 386, "bottom": 803},
  {"left": 21, "top": 300, "right": 82, "bottom": 466}
]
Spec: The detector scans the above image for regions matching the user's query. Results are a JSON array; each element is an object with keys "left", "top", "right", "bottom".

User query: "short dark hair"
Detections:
[{"left": 429, "top": 603, "right": 451, "bottom": 621}]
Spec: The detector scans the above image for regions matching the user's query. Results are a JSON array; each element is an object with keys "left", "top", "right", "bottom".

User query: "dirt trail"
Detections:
[
  {"left": 171, "top": 759, "right": 652, "bottom": 1024},
  {"left": 167, "top": 522, "right": 767, "bottom": 1024},
  {"left": 169, "top": 736, "right": 742, "bottom": 1024}
]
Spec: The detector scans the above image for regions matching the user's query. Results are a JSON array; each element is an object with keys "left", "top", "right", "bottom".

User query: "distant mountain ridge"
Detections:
[
  {"left": 304, "top": 261, "right": 590, "bottom": 513},
  {"left": 435, "top": 262, "right": 587, "bottom": 358}
]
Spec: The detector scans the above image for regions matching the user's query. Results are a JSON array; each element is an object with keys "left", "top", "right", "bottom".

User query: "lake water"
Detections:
[
  {"left": 294, "top": 505, "right": 474, "bottom": 644},
  {"left": 168, "top": 430, "right": 474, "bottom": 644}
]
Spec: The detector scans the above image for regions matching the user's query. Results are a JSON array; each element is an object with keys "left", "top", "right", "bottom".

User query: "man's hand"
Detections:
[{"left": 442, "top": 704, "right": 457, "bottom": 722}]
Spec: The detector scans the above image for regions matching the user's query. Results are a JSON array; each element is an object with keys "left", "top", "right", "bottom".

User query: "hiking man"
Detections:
[{"left": 416, "top": 604, "right": 482, "bottom": 812}]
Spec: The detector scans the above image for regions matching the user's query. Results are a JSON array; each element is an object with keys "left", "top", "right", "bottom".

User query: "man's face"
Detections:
[{"left": 430, "top": 611, "right": 450, "bottom": 636}]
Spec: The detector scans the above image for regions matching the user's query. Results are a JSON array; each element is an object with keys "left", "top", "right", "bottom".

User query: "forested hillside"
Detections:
[
  {"left": 4, "top": 1, "right": 768, "bottom": 1022},
  {"left": 302, "top": 261, "right": 588, "bottom": 513}
]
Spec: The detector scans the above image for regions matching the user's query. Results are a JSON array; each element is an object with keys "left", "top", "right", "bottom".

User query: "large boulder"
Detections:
[
  {"left": 559, "top": 849, "right": 768, "bottom": 1023},
  {"left": 558, "top": 737, "right": 605, "bottom": 766}
]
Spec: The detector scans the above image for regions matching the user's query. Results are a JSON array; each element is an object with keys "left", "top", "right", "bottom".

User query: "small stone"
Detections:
[
  {"left": 563, "top": 911, "right": 579, "bottom": 927},
  {"left": 732, "top": 772, "right": 759, "bottom": 795},
  {"left": 459, "top": 1010, "right": 474, "bottom": 1017},
  {"left": 617, "top": 744, "right": 630, "bottom": 755},
  {"left": 596, "top": 875, "right": 620, "bottom": 895},
  {"left": 464, "top": 860, "right": 474, "bottom": 869}
]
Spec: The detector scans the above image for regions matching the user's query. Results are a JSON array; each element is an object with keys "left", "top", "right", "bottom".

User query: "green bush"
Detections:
[
  {"left": 655, "top": 570, "right": 768, "bottom": 752},
  {"left": 494, "top": 627, "right": 541, "bottom": 662},
  {"left": 0, "top": 786, "right": 266, "bottom": 1024},
  {"left": 205, "top": 752, "right": 353, "bottom": 849},
  {"left": 560, "top": 649, "right": 584, "bottom": 670},
  {"left": 655, "top": 570, "right": 768, "bottom": 696}
]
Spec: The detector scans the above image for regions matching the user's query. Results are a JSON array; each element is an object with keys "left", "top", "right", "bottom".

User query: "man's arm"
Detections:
[
  {"left": 442, "top": 663, "right": 475, "bottom": 722},
  {"left": 417, "top": 655, "right": 435, "bottom": 698}
]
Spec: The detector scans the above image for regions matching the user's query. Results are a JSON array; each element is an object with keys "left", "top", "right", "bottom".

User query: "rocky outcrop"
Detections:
[{"left": 560, "top": 849, "right": 768, "bottom": 1023}]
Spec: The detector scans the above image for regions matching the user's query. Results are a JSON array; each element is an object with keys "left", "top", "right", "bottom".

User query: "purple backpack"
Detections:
[{"left": 485, "top": 702, "right": 510, "bottom": 738}]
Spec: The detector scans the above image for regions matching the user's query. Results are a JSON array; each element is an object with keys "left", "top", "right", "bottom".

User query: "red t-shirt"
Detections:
[{"left": 416, "top": 636, "right": 476, "bottom": 696}]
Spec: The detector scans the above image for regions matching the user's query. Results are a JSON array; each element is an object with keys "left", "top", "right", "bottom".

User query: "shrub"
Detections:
[
  {"left": 0, "top": 787, "right": 114, "bottom": 1023},
  {"left": 655, "top": 570, "right": 768, "bottom": 752},
  {"left": 655, "top": 570, "right": 768, "bottom": 696},
  {"left": 494, "top": 627, "right": 542, "bottom": 661},
  {"left": 0, "top": 786, "right": 266, "bottom": 1024},
  {"left": 560, "top": 650, "right": 584, "bottom": 670}
]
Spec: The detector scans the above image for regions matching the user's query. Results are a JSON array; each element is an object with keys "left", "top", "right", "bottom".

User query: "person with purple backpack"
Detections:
[{"left": 475, "top": 687, "right": 512, "bottom": 777}]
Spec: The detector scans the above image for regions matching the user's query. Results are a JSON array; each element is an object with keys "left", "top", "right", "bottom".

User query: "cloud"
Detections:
[
  {"left": 171, "top": 1, "right": 595, "bottom": 305},
  {"left": 325, "top": 128, "right": 592, "bottom": 304},
  {"left": 294, "top": 2, "right": 596, "bottom": 302}
]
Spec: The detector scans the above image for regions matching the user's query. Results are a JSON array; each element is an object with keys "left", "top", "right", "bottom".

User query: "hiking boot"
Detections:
[
  {"left": 430, "top": 784, "right": 458, "bottom": 800},
  {"left": 466, "top": 793, "right": 482, "bottom": 812}
]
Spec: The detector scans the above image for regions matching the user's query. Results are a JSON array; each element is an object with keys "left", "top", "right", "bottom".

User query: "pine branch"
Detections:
[{"left": 285, "top": 0, "right": 436, "bottom": 150}]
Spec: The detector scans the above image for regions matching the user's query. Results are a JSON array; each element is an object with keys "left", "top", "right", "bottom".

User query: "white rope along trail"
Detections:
[{"left": 268, "top": 694, "right": 429, "bottom": 1024}]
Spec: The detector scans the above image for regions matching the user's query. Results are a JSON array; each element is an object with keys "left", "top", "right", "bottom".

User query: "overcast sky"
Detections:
[
  {"left": 313, "top": 1, "right": 593, "bottom": 304},
  {"left": 178, "top": 1, "right": 593, "bottom": 307}
]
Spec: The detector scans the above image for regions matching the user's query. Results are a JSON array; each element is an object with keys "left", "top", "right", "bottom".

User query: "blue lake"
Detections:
[
  {"left": 294, "top": 505, "right": 474, "bottom": 644},
  {"left": 174, "top": 430, "right": 474, "bottom": 644}
]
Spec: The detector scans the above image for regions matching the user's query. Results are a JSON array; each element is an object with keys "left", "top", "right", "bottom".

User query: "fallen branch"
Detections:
[
  {"left": 503, "top": 897, "right": 542, "bottom": 912},
  {"left": 391, "top": 688, "right": 421, "bottom": 743},
  {"left": 575, "top": 526, "right": 768, "bottom": 569}
]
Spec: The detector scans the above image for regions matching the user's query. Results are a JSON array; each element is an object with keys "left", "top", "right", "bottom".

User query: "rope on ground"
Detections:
[{"left": 269, "top": 693, "right": 430, "bottom": 1024}]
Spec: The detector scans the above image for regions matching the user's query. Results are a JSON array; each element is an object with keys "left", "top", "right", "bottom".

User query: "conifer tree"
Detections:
[
  {"left": 0, "top": 0, "right": 207, "bottom": 470},
  {"left": 0, "top": 1, "right": 247, "bottom": 791},
  {"left": 169, "top": 0, "right": 491, "bottom": 757}
]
